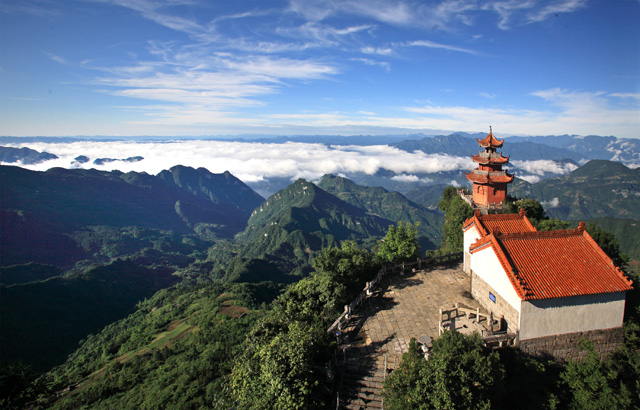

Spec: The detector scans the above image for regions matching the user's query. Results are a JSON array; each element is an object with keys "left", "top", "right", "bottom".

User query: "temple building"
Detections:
[
  {"left": 462, "top": 204, "right": 633, "bottom": 360},
  {"left": 465, "top": 127, "right": 513, "bottom": 210}
]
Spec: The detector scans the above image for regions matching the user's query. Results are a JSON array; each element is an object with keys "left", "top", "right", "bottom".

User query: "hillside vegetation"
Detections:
[{"left": 511, "top": 160, "right": 640, "bottom": 221}]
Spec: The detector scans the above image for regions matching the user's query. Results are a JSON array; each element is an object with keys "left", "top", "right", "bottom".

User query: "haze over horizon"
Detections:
[{"left": 1, "top": 0, "right": 639, "bottom": 138}]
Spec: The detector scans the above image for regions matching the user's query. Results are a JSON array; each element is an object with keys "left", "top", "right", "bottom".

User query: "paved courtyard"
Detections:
[{"left": 339, "top": 262, "right": 483, "bottom": 409}]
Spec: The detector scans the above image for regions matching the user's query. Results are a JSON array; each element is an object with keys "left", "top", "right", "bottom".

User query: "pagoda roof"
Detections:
[
  {"left": 471, "top": 153, "right": 509, "bottom": 165},
  {"left": 465, "top": 170, "right": 514, "bottom": 184},
  {"left": 477, "top": 128, "right": 504, "bottom": 148},
  {"left": 469, "top": 223, "right": 633, "bottom": 300}
]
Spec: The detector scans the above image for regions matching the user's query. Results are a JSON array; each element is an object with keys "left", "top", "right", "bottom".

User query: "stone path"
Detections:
[{"left": 338, "top": 262, "right": 482, "bottom": 409}]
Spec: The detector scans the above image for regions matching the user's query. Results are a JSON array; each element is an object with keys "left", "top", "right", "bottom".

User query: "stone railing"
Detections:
[{"left": 327, "top": 253, "right": 462, "bottom": 336}]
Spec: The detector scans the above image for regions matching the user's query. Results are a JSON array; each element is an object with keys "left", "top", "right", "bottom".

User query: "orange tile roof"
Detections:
[
  {"left": 469, "top": 224, "right": 633, "bottom": 300},
  {"left": 463, "top": 209, "right": 537, "bottom": 236},
  {"left": 471, "top": 153, "right": 510, "bottom": 165},
  {"left": 465, "top": 171, "right": 514, "bottom": 184},
  {"left": 477, "top": 128, "right": 504, "bottom": 148}
]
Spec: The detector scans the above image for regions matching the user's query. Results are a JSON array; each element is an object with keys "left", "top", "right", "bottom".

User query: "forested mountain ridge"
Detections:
[
  {"left": 317, "top": 174, "right": 442, "bottom": 249},
  {"left": 0, "top": 165, "right": 264, "bottom": 267},
  {"left": 0, "top": 146, "right": 58, "bottom": 165},
  {"left": 0, "top": 260, "right": 178, "bottom": 371},
  {"left": 221, "top": 178, "right": 412, "bottom": 280},
  {"left": 0, "top": 165, "right": 264, "bottom": 372},
  {"left": 510, "top": 160, "right": 640, "bottom": 221},
  {"left": 391, "top": 133, "right": 588, "bottom": 162}
]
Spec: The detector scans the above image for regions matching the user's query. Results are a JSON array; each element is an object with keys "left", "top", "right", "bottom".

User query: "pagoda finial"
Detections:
[{"left": 490, "top": 125, "right": 492, "bottom": 134}]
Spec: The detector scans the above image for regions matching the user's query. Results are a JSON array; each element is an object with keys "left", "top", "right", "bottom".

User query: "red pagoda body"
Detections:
[{"left": 465, "top": 127, "right": 513, "bottom": 207}]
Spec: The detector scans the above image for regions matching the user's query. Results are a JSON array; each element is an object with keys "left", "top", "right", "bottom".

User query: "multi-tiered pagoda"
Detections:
[{"left": 465, "top": 127, "right": 513, "bottom": 208}]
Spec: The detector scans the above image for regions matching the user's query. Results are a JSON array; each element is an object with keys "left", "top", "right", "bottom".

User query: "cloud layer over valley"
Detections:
[{"left": 4, "top": 140, "right": 474, "bottom": 184}]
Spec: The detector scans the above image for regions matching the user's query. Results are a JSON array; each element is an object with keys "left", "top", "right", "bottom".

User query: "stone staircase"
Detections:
[{"left": 338, "top": 346, "right": 400, "bottom": 409}]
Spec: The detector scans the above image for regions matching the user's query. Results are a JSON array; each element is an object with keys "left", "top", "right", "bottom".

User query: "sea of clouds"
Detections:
[
  {"left": 4, "top": 140, "right": 475, "bottom": 183},
  {"left": 3, "top": 140, "right": 588, "bottom": 190}
]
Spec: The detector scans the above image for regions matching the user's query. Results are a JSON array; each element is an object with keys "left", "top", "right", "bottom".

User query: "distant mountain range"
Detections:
[
  {"left": 0, "top": 146, "right": 58, "bottom": 164},
  {"left": 510, "top": 159, "right": 640, "bottom": 221},
  {"left": 0, "top": 165, "right": 263, "bottom": 267},
  {"left": 1, "top": 165, "right": 444, "bottom": 369},
  {"left": 2, "top": 155, "right": 639, "bottom": 373}
]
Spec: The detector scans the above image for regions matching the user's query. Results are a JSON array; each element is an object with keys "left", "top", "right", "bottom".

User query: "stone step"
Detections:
[
  {"left": 342, "top": 378, "right": 384, "bottom": 390},
  {"left": 342, "top": 396, "right": 383, "bottom": 409},
  {"left": 343, "top": 373, "right": 385, "bottom": 384}
]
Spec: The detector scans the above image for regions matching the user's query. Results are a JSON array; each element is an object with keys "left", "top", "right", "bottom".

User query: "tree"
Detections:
[
  {"left": 586, "top": 223, "right": 629, "bottom": 270},
  {"left": 384, "top": 331, "right": 504, "bottom": 410},
  {"left": 505, "top": 197, "right": 570, "bottom": 231},
  {"left": 504, "top": 198, "right": 547, "bottom": 225},
  {"left": 560, "top": 340, "right": 632, "bottom": 410},
  {"left": 376, "top": 221, "right": 421, "bottom": 263},
  {"left": 229, "top": 319, "right": 327, "bottom": 410},
  {"left": 272, "top": 271, "right": 346, "bottom": 325},
  {"left": 312, "top": 240, "right": 375, "bottom": 296},
  {"left": 438, "top": 186, "right": 473, "bottom": 254}
]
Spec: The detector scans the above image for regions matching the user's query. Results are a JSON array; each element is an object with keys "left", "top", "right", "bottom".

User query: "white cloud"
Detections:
[
  {"left": 44, "top": 52, "right": 69, "bottom": 65},
  {"left": 391, "top": 174, "right": 433, "bottom": 183},
  {"left": 402, "top": 88, "right": 640, "bottom": 138},
  {"left": 352, "top": 58, "right": 391, "bottom": 71},
  {"left": 406, "top": 40, "right": 479, "bottom": 55},
  {"left": 6, "top": 140, "right": 474, "bottom": 184},
  {"left": 610, "top": 92, "right": 640, "bottom": 100},
  {"left": 541, "top": 197, "right": 560, "bottom": 208},
  {"left": 510, "top": 159, "right": 578, "bottom": 175},
  {"left": 360, "top": 46, "right": 395, "bottom": 56},
  {"left": 518, "top": 174, "right": 541, "bottom": 184},
  {"left": 526, "top": 0, "right": 587, "bottom": 24},
  {"left": 478, "top": 92, "right": 496, "bottom": 99},
  {"left": 287, "top": 0, "right": 587, "bottom": 30}
]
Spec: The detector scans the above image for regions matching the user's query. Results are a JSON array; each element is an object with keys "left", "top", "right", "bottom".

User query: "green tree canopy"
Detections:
[
  {"left": 560, "top": 340, "right": 633, "bottom": 410},
  {"left": 586, "top": 223, "right": 629, "bottom": 270},
  {"left": 437, "top": 186, "right": 473, "bottom": 254},
  {"left": 505, "top": 197, "right": 570, "bottom": 231},
  {"left": 229, "top": 319, "right": 326, "bottom": 410},
  {"left": 376, "top": 221, "right": 421, "bottom": 263},
  {"left": 384, "top": 331, "right": 504, "bottom": 410}
]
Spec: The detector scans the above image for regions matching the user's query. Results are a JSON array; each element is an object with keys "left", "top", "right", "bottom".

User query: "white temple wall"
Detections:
[
  {"left": 463, "top": 226, "right": 481, "bottom": 274},
  {"left": 519, "top": 292, "right": 627, "bottom": 340}
]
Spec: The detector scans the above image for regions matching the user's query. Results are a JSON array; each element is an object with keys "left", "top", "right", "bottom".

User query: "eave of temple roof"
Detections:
[
  {"left": 465, "top": 171, "right": 514, "bottom": 184},
  {"left": 472, "top": 153, "right": 510, "bottom": 165}
]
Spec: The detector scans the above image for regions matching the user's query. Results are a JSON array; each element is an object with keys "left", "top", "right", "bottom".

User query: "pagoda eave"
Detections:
[
  {"left": 465, "top": 172, "right": 514, "bottom": 184},
  {"left": 471, "top": 154, "right": 509, "bottom": 165}
]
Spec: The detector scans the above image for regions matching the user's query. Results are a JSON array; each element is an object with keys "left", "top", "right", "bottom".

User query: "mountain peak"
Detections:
[{"left": 569, "top": 159, "right": 633, "bottom": 178}]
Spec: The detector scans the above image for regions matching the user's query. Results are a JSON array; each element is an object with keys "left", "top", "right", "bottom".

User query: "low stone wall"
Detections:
[
  {"left": 518, "top": 327, "right": 624, "bottom": 362},
  {"left": 470, "top": 270, "right": 519, "bottom": 333}
]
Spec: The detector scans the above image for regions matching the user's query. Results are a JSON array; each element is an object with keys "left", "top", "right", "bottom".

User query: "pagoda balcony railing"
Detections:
[
  {"left": 477, "top": 151, "right": 506, "bottom": 159},
  {"left": 471, "top": 170, "right": 509, "bottom": 177}
]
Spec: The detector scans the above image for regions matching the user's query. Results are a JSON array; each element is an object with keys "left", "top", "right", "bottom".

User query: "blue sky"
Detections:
[{"left": 1, "top": 0, "right": 639, "bottom": 138}]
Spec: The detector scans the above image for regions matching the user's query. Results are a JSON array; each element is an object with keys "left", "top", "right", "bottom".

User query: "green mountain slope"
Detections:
[
  {"left": 217, "top": 177, "right": 444, "bottom": 282},
  {"left": 0, "top": 165, "right": 263, "bottom": 268},
  {"left": 510, "top": 160, "right": 640, "bottom": 221},
  {"left": 0, "top": 259, "right": 179, "bottom": 371},
  {"left": 157, "top": 165, "right": 264, "bottom": 219},
  {"left": 222, "top": 179, "right": 391, "bottom": 279},
  {"left": 392, "top": 133, "right": 587, "bottom": 161},
  {"left": 39, "top": 281, "right": 280, "bottom": 409},
  {"left": 317, "top": 174, "right": 442, "bottom": 249},
  {"left": 0, "top": 146, "right": 58, "bottom": 164}
]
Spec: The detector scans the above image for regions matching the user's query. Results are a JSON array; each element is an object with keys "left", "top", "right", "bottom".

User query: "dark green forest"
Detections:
[{"left": 1, "top": 162, "right": 639, "bottom": 409}]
